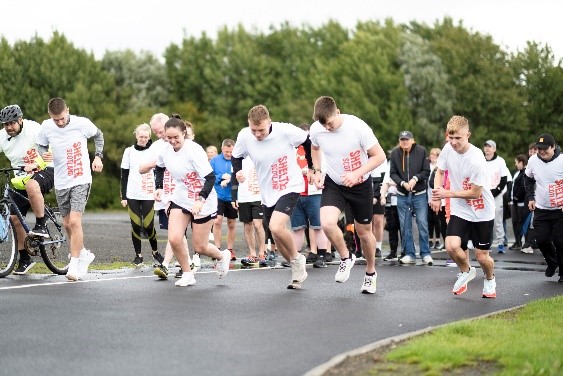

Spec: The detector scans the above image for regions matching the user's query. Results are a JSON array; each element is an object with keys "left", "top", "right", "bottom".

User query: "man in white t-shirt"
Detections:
[
  {"left": 0, "top": 104, "right": 55, "bottom": 275},
  {"left": 231, "top": 105, "right": 309, "bottom": 289},
  {"left": 37, "top": 98, "right": 104, "bottom": 281},
  {"left": 309, "top": 96, "right": 386, "bottom": 294},
  {"left": 524, "top": 133, "right": 563, "bottom": 282},
  {"left": 483, "top": 140, "right": 509, "bottom": 252},
  {"left": 431, "top": 115, "right": 497, "bottom": 298}
]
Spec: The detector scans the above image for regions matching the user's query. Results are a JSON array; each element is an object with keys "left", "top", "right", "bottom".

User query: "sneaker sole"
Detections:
[
  {"left": 482, "top": 293, "right": 497, "bottom": 298},
  {"left": 13, "top": 262, "right": 37, "bottom": 275},
  {"left": 153, "top": 269, "right": 168, "bottom": 279},
  {"left": 453, "top": 283, "right": 468, "bottom": 295},
  {"left": 361, "top": 288, "right": 376, "bottom": 294},
  {"left": 66, "top": 273, "right": 80, "bottom": 281}
]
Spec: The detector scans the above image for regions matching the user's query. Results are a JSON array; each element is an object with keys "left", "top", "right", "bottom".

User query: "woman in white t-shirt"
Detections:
[
  {"left": 153, "top": 116, "right": 230, "bottom": 287},
  {"left": 120, "top": 124, "right": 162, "bottom": 266}
]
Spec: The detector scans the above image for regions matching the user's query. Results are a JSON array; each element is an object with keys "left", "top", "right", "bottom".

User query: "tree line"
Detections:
[{"left": 0, "top": 18, "right": 561, "bottom": 209}]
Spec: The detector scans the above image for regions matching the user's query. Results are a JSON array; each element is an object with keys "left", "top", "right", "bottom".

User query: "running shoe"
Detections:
[
  {"left": 192, "top": 253, "right": 201, "bottom": 269},
  {"left": 241, "top": 255, "right": 260, "bottom": 267},
  {"left": 13, "top": 260, "right": 36, "bottom": 275},
  {"left": 216, "top": 249, "right": 231, "bottom": 278},
  {"left": 305, "top": 252, "right": 318, "bottom": 264},
  {"left": 361, "top": 273, "right": 377, "bottom": 294},
  {"left": 154, "top": 265, "right": 169, "bottom": 279},
  {"left": 422, "top": 255, "right": 434, "bottom": 266},
  {"left": 175, "top": 268, "right": 182, "bottom": 278},
  {"left": 78, "top": 250, "right": 95, "bottom": 278},
  {"left": 445, "top": 259, "right": 458, "bottom": 267},
  {"left": 290, "top": 253, "right": 307, "bottom": 285},
  {"left": 175, "top": 271, "right": 196, "bottom": 287},
  {"left": 29, "top": 223, "right": 49, "bottom": 238},
  {"left": 313, "top": 255, "right": 327, "bottom": 268},
  {"left": 520, "top": 246, "right": 534, "bottom": 254},
  {"left": 227, "top": 249, "right": 237, "bottom": 261},
  {"left": 152, "top": 251, "right": 164, "bottom": 266},
  {"left": 66, "top": 258, "right": 80, "bottom": 281},
  {"left": 452, "top": 266, "right": 476, "bottom": 295},
  {"left": 497, "top": 244, "right": 505, "bottom": 254},
  {"left": 133, "top": 255, "right": 143, "bottom": 266},
  {"left": 375, "top": 248, "right": 382, "bottom": 258},
  {"left": 335, "top": 254, "right": 356, "bottom": 283},
  {"left": 383, "top": 252, "right": 398, "bottom": 262},
  {"left": 482, "top": 277, "right": 497, "bottom": 298},
  {"left": 258, "top": 255, "right": 268, "bottom": 268},
  {"left": 399, "top": 255, "right": 416, "bottom": 264}
]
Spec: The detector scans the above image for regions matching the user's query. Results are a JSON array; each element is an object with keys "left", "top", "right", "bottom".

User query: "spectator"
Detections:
[
  {"left": 206, "top": 145, "right": 218, "bottom": 161},
  {"left": 380, "top": 158, "right": 402, "bottom": 261},
  {"left": 509, "top": 154, "right": 529, "bottom": 252},
  {"left": 483, "top": 140, "right": 509, "bottom": 253},
  {"left": 389, "top": 131, "right": 432, "bottom": 265},
  {"left": 210, "top": 139, "right": 238, "bottom": 260},
  {"left": 427, "top": 147, "right": 444, "bottom": 250}
]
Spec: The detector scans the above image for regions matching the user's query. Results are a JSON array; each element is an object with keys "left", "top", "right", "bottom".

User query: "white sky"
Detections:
[{"left": 3, "top": 0, "right": 562, "bottom": 61}]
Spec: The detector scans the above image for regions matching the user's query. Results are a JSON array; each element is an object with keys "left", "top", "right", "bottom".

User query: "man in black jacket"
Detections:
[{"left": 389, "top": 131, "right": 432, "bottom": 265}]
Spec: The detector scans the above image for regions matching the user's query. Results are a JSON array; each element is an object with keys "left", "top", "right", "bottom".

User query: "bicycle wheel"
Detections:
[
  {"left": 39, "top": 208, "right": 69, "bottom": 275},
  {"left": 0, "top": 215, "right": 17, "bottom": 278}
]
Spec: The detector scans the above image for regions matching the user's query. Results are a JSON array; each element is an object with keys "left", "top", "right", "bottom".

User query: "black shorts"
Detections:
[
  {"left": 447, "top": 215, "right": 494, "bottom": 251},
  {"left": 168, "top": 201, "right": 217, "bottom": 224},
  {"left": 238, "top": 201, "right": 263, "bottom": 223},
  {"left": 263, "top": 192, "right": 300, "bottom": 234},
  {"left": 217, "top": 199, "right": 238, "bottom": 219},
  {"left": 372, "top": 198, "right": 385, "bottom": 215},
  {"left": 10, "top": 167, "right": 55, "bottom": 216},
  {"left": 321, "top": 175, "right": 373, "bottom": 224}
]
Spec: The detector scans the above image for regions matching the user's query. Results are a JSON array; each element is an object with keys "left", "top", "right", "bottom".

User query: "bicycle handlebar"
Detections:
[{"left": 0, "top": 167, "right": 25, "bottom": 173}]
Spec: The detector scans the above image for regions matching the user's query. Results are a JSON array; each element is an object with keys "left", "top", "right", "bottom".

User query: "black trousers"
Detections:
[
  {"left": 533, "top": 208, "right": 563, "bottom": 275},
  {"left": 384, "top": 205, "right": 401, "bottom": 252},
  {"left": 127, "top": 199, "right": 158, "bottom": 255}
]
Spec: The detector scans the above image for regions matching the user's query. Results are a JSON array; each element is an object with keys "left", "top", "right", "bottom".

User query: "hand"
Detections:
[
  {"left": 154, "top": 189, "right": 163, "bottom": 202},
  {"left": 236, "top": 170, "right": 246, "bottom": 183},
  {"left": 528, "top": 200, "right": 536, "bottom": 211},
  {"left": 220, "top": 180, "right": 229, "bottom": 188},
  {"left": 23, "top": 163, "right": 37, "bottom": 173},
  {"left": 432, "top": 187, "right": 447, "bottom": 201},
  {"left": 407, "top": 178, "right": 417, "bottom": 190},
  {"left": 92, "top": 156, "right": 103, "bottom": 172},
  {"left": 380, "top": 196, "right": 387, "bottom": 205},
  {"left": 341, "top": 170, "right": 361, "bottom": 188},
  {"left": 121, "top": 199, "right": 127, "bottom": 207},
  {"left": 401, "top": 181, "right": 412, "bottom": 192},
  {"left": 231, "top": 201, "right": 239, "bottom": 210},
  {"left": 310, "top": 170, "right": 325, "bottom": 189},
  {"left": 192, "top": 200, "right": 204, "bottom": 215},
  {"left": 430, "top": 199, "right": 441, "bottom": 214}
]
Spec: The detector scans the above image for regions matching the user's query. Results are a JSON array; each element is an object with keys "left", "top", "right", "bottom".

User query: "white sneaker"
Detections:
[
  {"left": 482, "top": 277, "right": 497, "bottom": 298},
  {"left": 422, "top": 255, "right": 434, "bottom": 266},
  {"left": 216, "top": 249, "right": 231, "bottom": 278},
  {"left": 78, "top": 250, "right": 95, "bottom": 278},
  {"left": 192, "top": 253, "right": 201, "bottom": 269},
  {"left": 361, "top": 273, "right": 377, "bottom": 294},
  {"left": 66, "top": 258, "right": 80, "bottom": 281},
  {"left": 335, "top": 254, "right": 356, "bottom": 283},
  {"left": 290, "top": 253, "right": 308, "bottom": 284},
  {"left": 399, "top": 255, "right": 416, "bottom": 264},
  {"left": 175, "top": 271, "right": 196, "bottom": 287},
  {"left": 452, "top": 266, "right": 476, "bottom": 295},
  {"left": 520, "top": 246, "right": 533, "bottom": 254}
]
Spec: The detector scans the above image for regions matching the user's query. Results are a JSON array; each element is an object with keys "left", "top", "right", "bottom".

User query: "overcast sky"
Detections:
[{"left": 3, "top": 0, "right": 562, "bottom": 60}]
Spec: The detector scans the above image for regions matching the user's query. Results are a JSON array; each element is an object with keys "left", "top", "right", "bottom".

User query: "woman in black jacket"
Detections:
[{"left": 509, "top": 154, "right": 529, "bottom": 251}]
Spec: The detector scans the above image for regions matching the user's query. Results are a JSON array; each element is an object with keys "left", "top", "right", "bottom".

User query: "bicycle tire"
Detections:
[
  {"left": 39, "top": 208, "right": 69, "bottom": 275},
  {"left": 0, "top": 213, "right": 17, "bottom": 278}
]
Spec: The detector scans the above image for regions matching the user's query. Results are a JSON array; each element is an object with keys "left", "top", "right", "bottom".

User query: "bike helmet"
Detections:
[{"left": 0, "top": 104, "right": 23, "bottom": 123}]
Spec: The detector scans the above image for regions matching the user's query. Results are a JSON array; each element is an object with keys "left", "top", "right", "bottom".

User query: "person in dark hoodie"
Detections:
[
  {"left": 524, "top": 133, "right": 563, "bottom": 282},
  {"left": 389, "top": 131, "right": 432, "bottom": 265},
  {"left": 509, "top": 154, "right": 529, "bottom": 252}
]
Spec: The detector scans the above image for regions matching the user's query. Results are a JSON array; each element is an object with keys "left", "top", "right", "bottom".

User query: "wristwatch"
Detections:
[
  {"left": 197, "top": 196, "right": 205, "bottom": 203},
  {"left": 95, "top": 152, "right": 103, "bottom": 160}
]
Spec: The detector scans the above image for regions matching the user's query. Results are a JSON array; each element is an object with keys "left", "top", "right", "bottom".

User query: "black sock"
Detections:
[
  {"left": 366, "top": 272, "right": 376, "bottom": 276},
  {"left": 318, "top": 249, "right": 327, "bottom": 257},
  {"left": 36, "top": 217, "right": 46, "bottom": 226},
  {"left": 18, "top": 249, "right": 29, "bottom": 262}
]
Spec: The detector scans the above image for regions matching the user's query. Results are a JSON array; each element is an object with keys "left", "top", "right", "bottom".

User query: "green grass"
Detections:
[
  {"left": 30, "top": 261, "right": 134, "bottom": 274},
  {"left": 371, "top": 295, "right": 563, "bottom": 375}
]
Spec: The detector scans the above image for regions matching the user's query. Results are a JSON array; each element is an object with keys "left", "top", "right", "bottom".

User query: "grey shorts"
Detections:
[{"left": 55, "top": 184, "right": 91, "bottom": 216}]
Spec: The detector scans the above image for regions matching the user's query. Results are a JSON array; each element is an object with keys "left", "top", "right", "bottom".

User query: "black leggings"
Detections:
[{"left": 127, "top": 199, "right": 158, "bottom": 255}]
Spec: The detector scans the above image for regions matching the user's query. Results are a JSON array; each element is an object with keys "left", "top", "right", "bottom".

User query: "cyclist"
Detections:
[{"left": 0, "top": 104, "right": 55, "bottom": 275}]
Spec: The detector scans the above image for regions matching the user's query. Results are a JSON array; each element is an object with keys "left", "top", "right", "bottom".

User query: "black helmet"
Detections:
[{"left": 0, "top": 105, "right": 23, "bottom": 123}]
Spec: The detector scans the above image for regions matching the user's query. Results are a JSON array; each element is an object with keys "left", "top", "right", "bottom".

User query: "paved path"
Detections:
[{"left": 0, "top": 213, "right": 561, "bottom": 376}]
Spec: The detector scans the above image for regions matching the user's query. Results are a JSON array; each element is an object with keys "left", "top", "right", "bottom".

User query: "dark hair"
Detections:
[
  {"left": 528, "top": 142, "right": 537, "bottom": 150},
  {"left": 164, "top": 117, "right": 186, "bottom": 132},
  {"left": 515, "top": 154, "right": 528, "bottom": 165},
  {"left": 313, "top": 96, "right": 337, "bottom": 125},
  {"left": 48, "top": 97, "right": 66, "bottom": 115}
]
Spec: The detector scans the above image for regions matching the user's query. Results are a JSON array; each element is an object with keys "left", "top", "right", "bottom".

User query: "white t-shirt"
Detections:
[
  {"left": 485, "top": 155, "right": 508, "bottom": 190},
  {"left": 309, "top": 114, "right": 378, "bottom": 186},
  {"left": 37, "top": 115, "right": 98, "bottom": 189},
  {"left": 156, "top": 140, "right": 217, "bottom": 217},
  {"left": 0, "top": 119, "right": 54, "bottom": 176},
  {"left": 120, "top": 146, "right": 155, "bottom": 200},
  {"left": 436, "top": 143, "right": 495, "bottom": 222},
  {"left": 147, "top": 139, "right": 176, "bottom": 210},
  {"left": 237, "top": 157, "right": 262, "bottom": 203},
  {"left": 525, "top": 153, "right": 563, "bottom": 209},
  {"left": 232, "top": 122, "right": 306, "bottom": 207}
]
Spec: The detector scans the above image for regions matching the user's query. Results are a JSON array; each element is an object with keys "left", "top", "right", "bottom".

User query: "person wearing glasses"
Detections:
[{"left": 0, "top": 104, "right": 55, "bottom": 274}]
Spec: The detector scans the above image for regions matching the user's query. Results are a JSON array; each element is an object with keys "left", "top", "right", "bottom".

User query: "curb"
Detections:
[{"left": 303, "top": 304, "right": 526, "bottom": 376}]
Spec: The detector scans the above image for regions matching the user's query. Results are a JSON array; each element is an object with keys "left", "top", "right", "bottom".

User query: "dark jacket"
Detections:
[
  {"left": 512, "top": 169, "right": 526, "bottom": 204},
  {"left": 389, "top": 143, "right": 430, "bottom": 195}
]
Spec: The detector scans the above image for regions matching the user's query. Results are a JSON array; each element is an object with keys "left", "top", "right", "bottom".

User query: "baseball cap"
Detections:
[
  {"left": 484, "top": 140, "right": 496, "bottom": 149},
  {"left": 535, "top": 133, "right": 555, "bottom": 150},
  {"left": 399, "top": 131, "right": 413, "bottom": 140}
]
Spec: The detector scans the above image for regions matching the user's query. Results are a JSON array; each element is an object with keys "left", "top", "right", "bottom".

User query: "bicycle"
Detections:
[{"left": 0, "top": 167, "right": 69, "bottom": 277}]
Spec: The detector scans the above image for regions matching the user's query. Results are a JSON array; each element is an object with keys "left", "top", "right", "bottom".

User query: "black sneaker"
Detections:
[
  {"left": 152, "top": 251, "right": 164, "bottom": 266},
  {"left": 29, "top": 224, "right": 49, "bottom": 238},
  {"left": 508, "top": 243, "right": 522, "bottom": 250},
  {"left": 13, "top": 260, "right": 36, "bottom": 275},
  {"left": 305, "top": 252, "right": 318, "bottom": 264},
  {"left": 325, "top": 252, "right": 334, "bottom": 263},
  {"left": 313, "top": 255, "right": 327, "bottom": 268},
  {"left": 175, "top": 268, "right": 183, "bottom": 278},
  {"left": 375, "top": 248, "right": 382, "bottom": 258},
  {"left": 133, "top": 255, "right": 143, "bottom": 266},
  {"left": 383, "top": 252, "right": 398, "bottom": 262}
]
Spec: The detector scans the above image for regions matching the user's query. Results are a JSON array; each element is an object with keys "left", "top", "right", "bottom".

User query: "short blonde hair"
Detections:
[
  {"left": 446, "top": 115, "right": 469, "bottom": 134},
  {"left": 134, "top": 123, "right": 151, "bottom": 136},
  {"left": 429, "top": 147, "right": 441, "bottom": 157},
  {"left": 248, "top": 105, "right": 270, "bottom": 125}
]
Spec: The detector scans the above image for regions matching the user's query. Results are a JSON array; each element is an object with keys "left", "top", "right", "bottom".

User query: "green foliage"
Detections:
[{"left": 1, "top": 19, "right": 561, "bottom": 208}]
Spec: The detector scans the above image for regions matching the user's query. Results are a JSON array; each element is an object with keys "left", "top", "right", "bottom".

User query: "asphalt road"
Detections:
[{"left": 0, "top": 212, "right": 561, "bottom": 376}]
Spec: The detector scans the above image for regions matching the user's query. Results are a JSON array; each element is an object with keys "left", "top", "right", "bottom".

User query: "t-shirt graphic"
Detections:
[
  {"left": 66, "top": 142, "right": 84, "bottom": 178},
  {"left": 548, "top": 179, "right": 563, "bottom": 207},
  {"left": 462, "top": 177, "right": 485, "bottom": 210},
  {"left": 272, "top": 156, "right": 289, "bottom": 191},
  {"left": 182, "top": 171, "right": 203, "bottom": 200},
  {"left": 342, "top": 149, "right": 364, "bottom": 184}
]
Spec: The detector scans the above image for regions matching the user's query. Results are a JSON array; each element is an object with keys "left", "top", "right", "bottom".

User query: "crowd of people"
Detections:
[{"left": 1, "top": 97, "right": 561, "bottom": 296}]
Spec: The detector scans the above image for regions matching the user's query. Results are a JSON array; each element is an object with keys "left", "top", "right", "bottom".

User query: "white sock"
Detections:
[
  {"left": 69, "top": 257, "right": 79, "bottom": 265},
  {"left": 376, "top": 241, "right": 382, "bottom": 249},
  {"left": 79, "top": 248, "right": 88, "bottom": 258}
]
